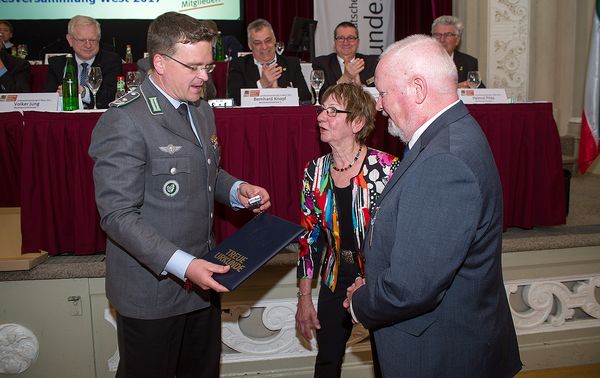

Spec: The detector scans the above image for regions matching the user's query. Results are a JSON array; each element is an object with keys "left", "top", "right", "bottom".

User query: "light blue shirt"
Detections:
[
  {"left": 147, "top": 77, "right": 245, "bottom": 280},
  {"left": 0, "top": 66, "right": 7, "bottom": 77}
]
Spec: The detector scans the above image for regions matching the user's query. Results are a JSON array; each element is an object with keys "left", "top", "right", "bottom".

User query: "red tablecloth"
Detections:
[
  {"left": 0, "top": 112, "right": 23, "bottom": 207},
  {"left": 4, "top": 103, "right": 565, "bottom": 255}
]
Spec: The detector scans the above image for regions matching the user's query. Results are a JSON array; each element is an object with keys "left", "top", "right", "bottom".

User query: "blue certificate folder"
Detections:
[{"left": 204, "top": 213, "right": 304, "bottom": 290}]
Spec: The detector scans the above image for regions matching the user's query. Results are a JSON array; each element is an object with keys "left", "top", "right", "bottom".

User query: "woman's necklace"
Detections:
[{"left": 331, "top": 144, "right": 363, "bottom": 172}]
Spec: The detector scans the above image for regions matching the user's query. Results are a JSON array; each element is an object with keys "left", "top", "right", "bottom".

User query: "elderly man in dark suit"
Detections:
[
  {"left": 227, "top": 18, "right": 311, "bottom": 105},
  {"left": 312, "top": 22, "right": 378, "bottom": 102},
  {"left": 43, "top": 15, "right": 122, "bottom": 109},
  {"left": 344, "top": 35, "right": 521, "bottom": 377},
  {"left": 89, "top": 12, "right": 270, "bottom": 377},
  {"left": 0, "top": 41, "right": 30, "bottom": 93},
  {"left": 432, "top": 15, "right": 485, "bottom": 88}
]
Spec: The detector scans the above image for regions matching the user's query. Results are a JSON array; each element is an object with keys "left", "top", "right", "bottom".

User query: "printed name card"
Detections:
[
  {"left": 0, "top": 92, "right": 60, "bottom": 112},
  {"left": 240, "top": 88, "right": 299, "bottom": 107},
  {"left": 457, "top": 88, "right": 508, "bottom": 104}
]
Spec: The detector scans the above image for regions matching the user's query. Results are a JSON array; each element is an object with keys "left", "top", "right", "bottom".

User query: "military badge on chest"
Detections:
[
  {"left": 210, "top": 134, "right": 219, "bottom": 150},
  {"left": 163, "top": 180, "right": 179, "bottom": 197}
]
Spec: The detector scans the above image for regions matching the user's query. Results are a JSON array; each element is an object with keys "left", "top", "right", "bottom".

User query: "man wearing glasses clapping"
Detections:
[{"left": 312, "top": 22, "right": 379, "bottom": 103}]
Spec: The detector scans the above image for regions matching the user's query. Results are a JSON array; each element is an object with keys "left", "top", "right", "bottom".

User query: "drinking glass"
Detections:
[
  {"left": 126, "top": 71, "right": 141, "bottom": 93},
  {"left": 87, "top": 67, "right": 103, "bottom": 110},
  {"left": 275, "top": 41, "right": 285, "bottom": 55},
  {"left": 310, "top": 70, "right": 325, "bottom": 105},
  {"left": 17, "top": 44, "right": 28, "bottom": 59},
  {"left": 467, "top": 71, "right": 481, "bottom": 89}
]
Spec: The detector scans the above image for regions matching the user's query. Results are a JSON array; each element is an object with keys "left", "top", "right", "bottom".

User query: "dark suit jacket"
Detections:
[
  {"left": 353, "top": 101, "right": 521, "bottom": 377},
  {"left": 89, "top": 78, "right": 238, "bottom": 319},
  {"left": 227, "top": 54, "right": 311, "bottom": 105},
  {"left": 454, "top": 50, "right": 485, "bottom": 87},
  {"left": 44, "top": 49, "right": 122, "bottom": 109},
  {"left": 0, "top": 49, "right": 31, "bottom": 93},
  {"left": 312, "top": 52, "right": 378, "bottom": 101}
]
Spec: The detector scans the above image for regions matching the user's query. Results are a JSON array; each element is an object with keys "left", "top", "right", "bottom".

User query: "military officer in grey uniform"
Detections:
[{"left": 89, "top": 12, "right": 271, "bottom": 378}]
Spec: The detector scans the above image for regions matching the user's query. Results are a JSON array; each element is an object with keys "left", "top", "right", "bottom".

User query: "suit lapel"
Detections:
[
  {"left": 375, "top": 102, "right": 470, "bottom": 205},
  {"left": 245, "top": 56, "right": 260, "bottom": 85},
  {"left": 331, "top": 54, "right": 343, "bottom": 80}
]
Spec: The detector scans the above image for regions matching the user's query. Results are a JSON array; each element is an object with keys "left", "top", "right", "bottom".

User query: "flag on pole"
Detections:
[{"left": 578, "top": 0, "right": 600, "bottom": 174}]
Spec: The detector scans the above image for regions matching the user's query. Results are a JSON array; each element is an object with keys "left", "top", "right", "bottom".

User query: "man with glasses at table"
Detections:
[
  {"left": 43, "top": 15, "right": 122, "bottom": 109},
  {"left": 312, "top": 22, "right": 378, "bottom": 103},
  {"left": 227, "top": 18, "right": 311, "bottom": 106},
  {"left": 431, "top": 15, "right": 485, "bottom": 88},
  {"left": 89, "top": 11, "right": 270, "bottom": 378}
]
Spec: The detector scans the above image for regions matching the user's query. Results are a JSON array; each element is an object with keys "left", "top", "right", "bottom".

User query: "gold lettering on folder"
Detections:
[{"left": 214, "top": 249, "right": 248, "bottom": 273}]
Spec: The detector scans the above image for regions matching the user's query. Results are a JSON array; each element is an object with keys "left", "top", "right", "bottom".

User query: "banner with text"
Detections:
[
  {"left": 314, "top": 0, "right": 395, "bottom": 57},
  {"left": 2, "top": 0, "right": 241, "bottom": 20}
]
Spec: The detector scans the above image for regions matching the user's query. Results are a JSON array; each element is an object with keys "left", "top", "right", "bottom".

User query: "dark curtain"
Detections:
[
  {"left": 395, "top": 0, "right": 453, "bottom": 40},
  {"left": 243, "top": 0, "right": 313, "bottom": 47}
]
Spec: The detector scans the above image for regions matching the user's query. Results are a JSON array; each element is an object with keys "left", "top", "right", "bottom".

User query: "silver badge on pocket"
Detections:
[{"left": 163, "top": 180, "right": 179, "bottom": 197}]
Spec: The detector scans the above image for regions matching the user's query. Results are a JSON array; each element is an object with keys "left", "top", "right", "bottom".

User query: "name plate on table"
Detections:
[
  {"left": 0, "top": 92, "right": 59, "bottom": 112},
  {"left": 240, "top": 88, "right": 299, "bottom": 107},
  {"left": 203, "top": 213, "right": 304, "bottom": 291},
  {"left": 458, "top": 88, "right": 508, "bottom": 104}
]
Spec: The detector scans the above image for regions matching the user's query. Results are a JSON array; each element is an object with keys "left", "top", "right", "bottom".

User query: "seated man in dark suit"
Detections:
[
  {"left": 312, "top": 21, "right": 378, "bottom": 102},
  {"left": 227, "top": 18, "right": 311, "bottom": 106},
  {"left": 0, "top": 39, "right": 31, "bottom": 93},
  {"left": 43, "top": 15, "right": 122, "bottom": 109},
  {"left": 432, "top": 15, "right": 485, "bottom": 88}
]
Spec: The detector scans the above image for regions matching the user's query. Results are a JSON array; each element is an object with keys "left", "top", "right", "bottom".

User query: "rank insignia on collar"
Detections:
[
  {"left": 210, "top": 134, "right": 219, "bottom": 149},
  {"left": 159, "top": 144, "right": 182, "bottom": 155},
  {"left": 146, "top": 96, "right": 163, "bottom": 115}
]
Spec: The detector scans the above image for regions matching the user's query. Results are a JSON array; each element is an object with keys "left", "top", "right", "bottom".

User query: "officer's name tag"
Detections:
[
  {"left": 0, "top": 92, "right": 60, "bottom": 112},
  {"left": 240, "top": 88, "right": 299, "bottom": 107},
  {"left": 458, "top": 88, "right": 508, "bottom": 104}
]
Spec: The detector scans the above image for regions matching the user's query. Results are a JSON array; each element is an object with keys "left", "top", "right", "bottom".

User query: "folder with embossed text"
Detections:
[{"left": 203, "top": 213, "right": 304, "bottom": 290}]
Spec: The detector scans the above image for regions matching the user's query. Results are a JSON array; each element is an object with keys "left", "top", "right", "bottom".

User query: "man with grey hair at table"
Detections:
[
  {"left": 344, "top": 34, "right": 521, "bottom": 377},
  {"left": 431, "top": 15, "right": 485, "bottom": 88},
  {"left": 227, "top": 18, "right": 311, "bottom": 105}
]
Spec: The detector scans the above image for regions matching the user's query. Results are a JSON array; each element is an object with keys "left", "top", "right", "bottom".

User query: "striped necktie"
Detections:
[{"left": 79, "top": 63, "right": 89, "bottom": 86}]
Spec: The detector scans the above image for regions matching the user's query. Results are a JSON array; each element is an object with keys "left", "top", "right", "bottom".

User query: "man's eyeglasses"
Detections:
[
  {"left": 317, "top": 106, "right": 351, "bottom": 117},
  {"left": 70, "top": 36, "right": 100, "bottom": 45},
  {"left": 432, "top": 32, "right": 458, "bottom": 39},
  {"left": 335, "top": 36, "right": 358, "bottom": 42},
  {"left": 161, "top": 53, "right": 215, "bottom": 74},
  {"left": 251, "top": 37, "right": 275, "bottom": 47}
]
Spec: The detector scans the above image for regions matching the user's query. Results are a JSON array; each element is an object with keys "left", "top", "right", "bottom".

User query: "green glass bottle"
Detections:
[
  {"left": 62, "top": 54, "right": 79, "bottom": 111},
  {"left": 215, "top": 31, "right": 225, "bottom": 62}
]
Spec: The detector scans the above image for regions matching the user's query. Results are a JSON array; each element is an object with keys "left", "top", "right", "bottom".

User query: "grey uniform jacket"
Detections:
[{"left": 89, "top": 78, "right": 238, "bottom": 320}]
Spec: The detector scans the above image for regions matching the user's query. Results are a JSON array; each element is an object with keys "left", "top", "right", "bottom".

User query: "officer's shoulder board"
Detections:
[{"left": 109, "top": 91, "right": 141, "bottom": 108}]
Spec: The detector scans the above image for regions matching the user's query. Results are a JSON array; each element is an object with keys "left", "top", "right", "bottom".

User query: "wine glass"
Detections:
[
  {"left": 310, "top": 70, "right": 325, "bottom": 105},
  {"left": 275, "top": 41, "right": 285, "bottom": 55},
  {"left": 126, "top": 71, "right": 141, "bottom": 93},
  {"left": 467, "top": 71, "right": 481, "bottom": 89},
  {"left": 87, "top": 67, "right": 103, "bottom": 110}
]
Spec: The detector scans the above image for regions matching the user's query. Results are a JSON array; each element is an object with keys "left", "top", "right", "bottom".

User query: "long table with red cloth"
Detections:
[{"left": 0, "top": 103, "right": 566, "bottom": 255}]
